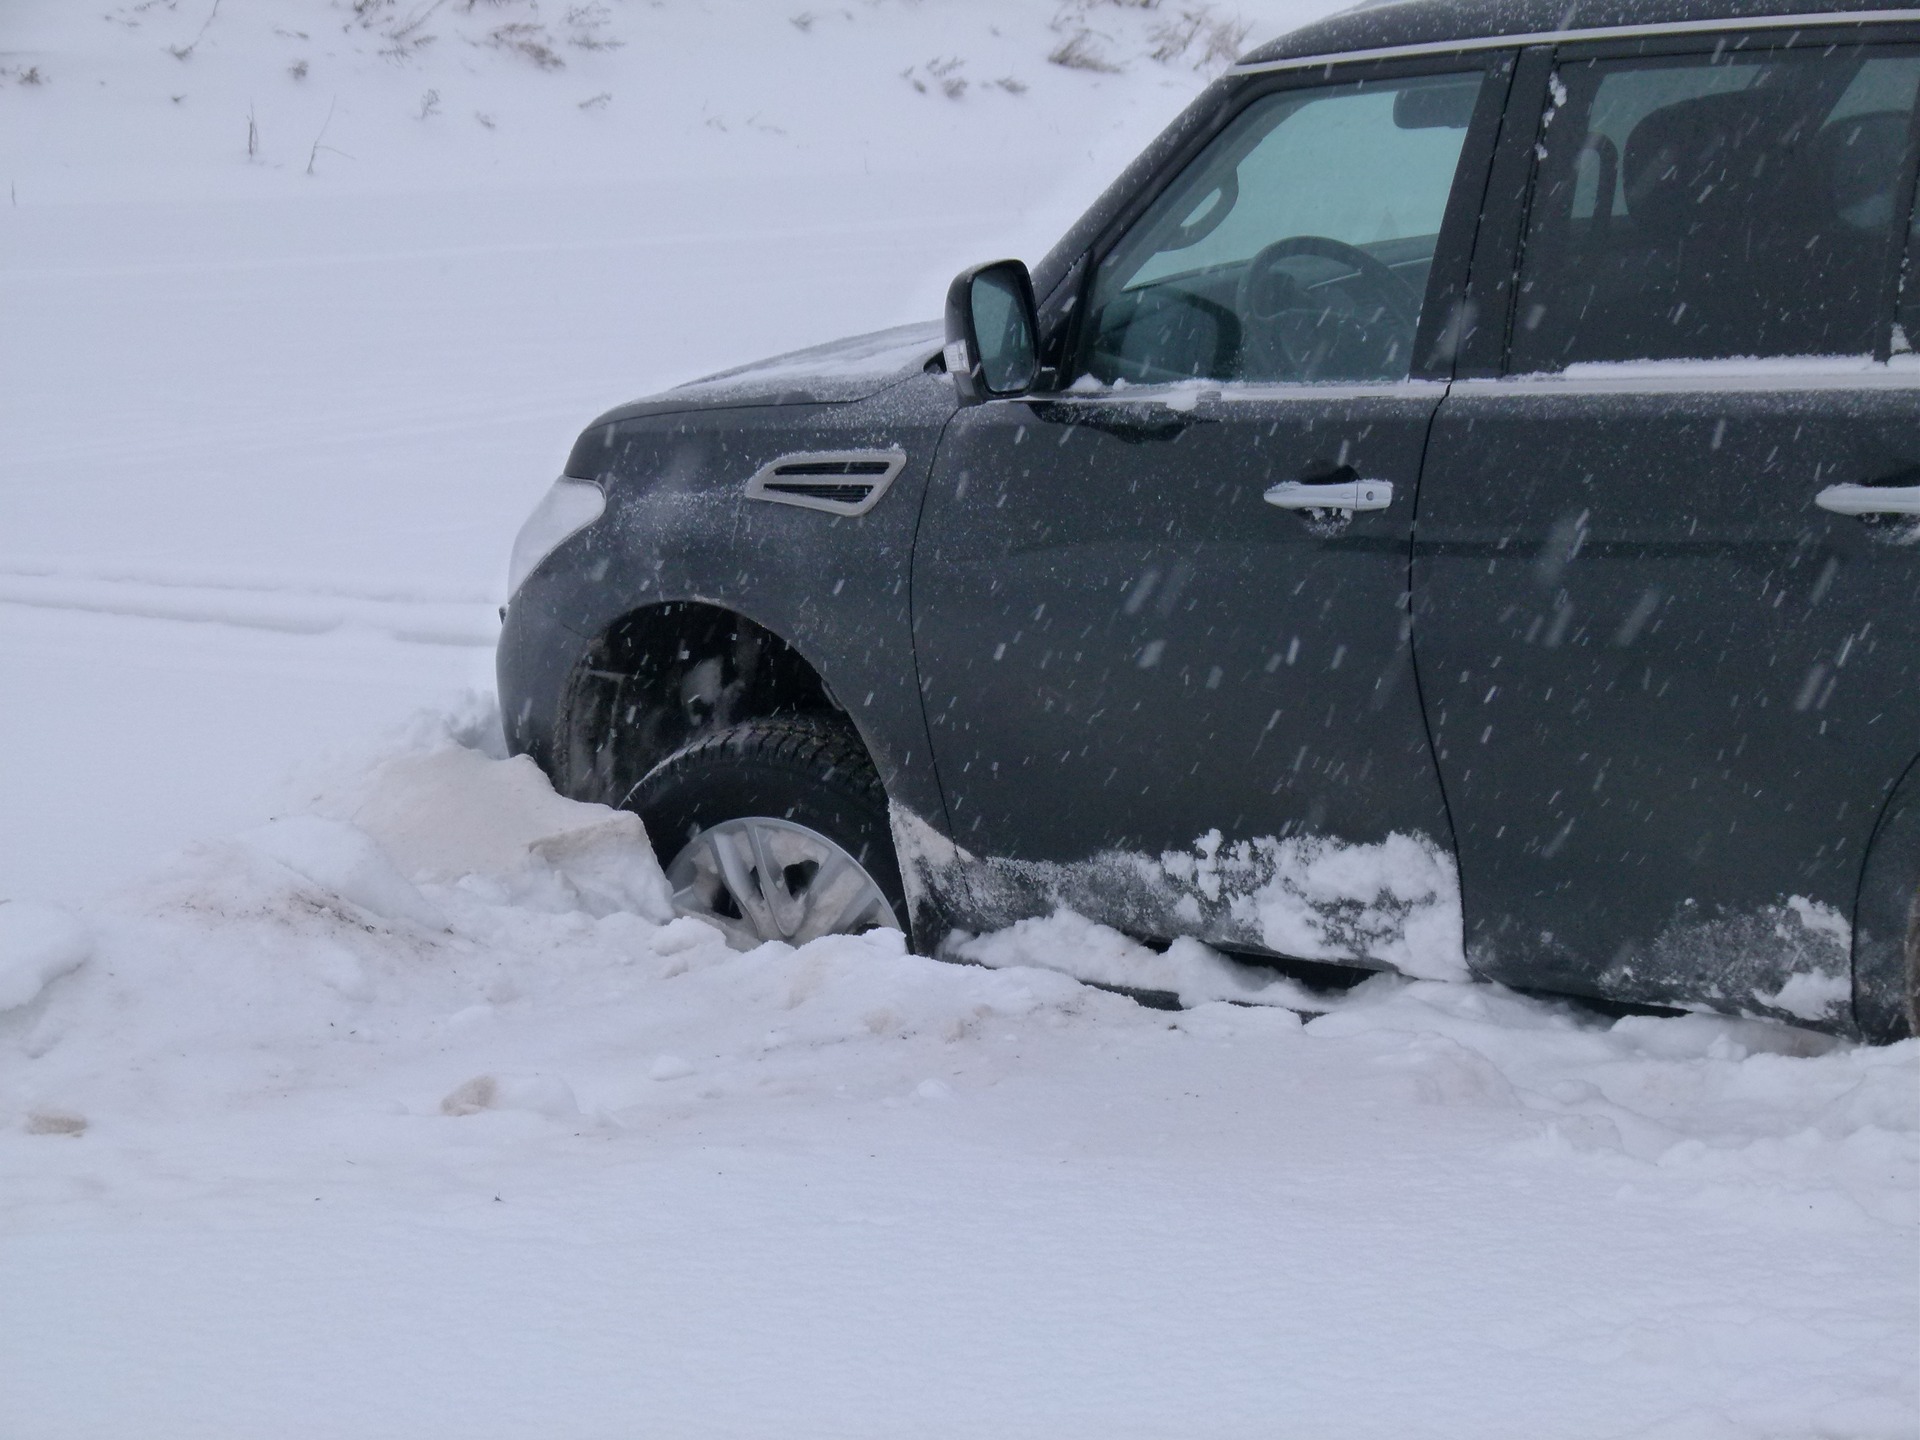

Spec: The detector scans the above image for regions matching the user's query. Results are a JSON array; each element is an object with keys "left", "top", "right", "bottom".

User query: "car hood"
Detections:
[{"left": 592, "top": 321, "right": 945, "bottom": 425}]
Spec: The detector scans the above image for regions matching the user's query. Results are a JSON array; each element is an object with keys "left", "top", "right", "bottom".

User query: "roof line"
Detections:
[{"left": 1229, "top": 8, "right": 1920, "bottom": 74}]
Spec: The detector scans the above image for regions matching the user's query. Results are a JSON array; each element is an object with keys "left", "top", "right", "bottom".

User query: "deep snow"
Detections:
[
  {"left": 4, "top": 710, "right": 1915, "bottom": 1437},
  {"left": 1, "top": 3, "right": 1916, "bottom": 1436}
]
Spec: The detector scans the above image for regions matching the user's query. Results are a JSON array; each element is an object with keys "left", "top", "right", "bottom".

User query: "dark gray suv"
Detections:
[{"left": 499, "top": 0, "right": 1920, "bottom": 1041}]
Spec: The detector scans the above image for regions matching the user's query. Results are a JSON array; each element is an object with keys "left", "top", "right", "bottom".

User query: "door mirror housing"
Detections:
[{"left": 945, "top": 260, "right": 1039, "bottom": 404}]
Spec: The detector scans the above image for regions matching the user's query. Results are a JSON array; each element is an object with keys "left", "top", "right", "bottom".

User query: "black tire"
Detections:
[
  {"left": 625, "top": 716, "right": 907, "bottom": 931},
  {"left": 1906, "top": 882, "right": 1919, "bottom": 1039}
]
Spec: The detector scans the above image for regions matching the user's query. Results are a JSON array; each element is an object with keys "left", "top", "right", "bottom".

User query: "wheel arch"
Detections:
[
  {"left": 1853, "top": 747, "right": 1920, "bottom": 1042},
  {"left": 552, "top": 597, "right": 885, "bottom": 815}
]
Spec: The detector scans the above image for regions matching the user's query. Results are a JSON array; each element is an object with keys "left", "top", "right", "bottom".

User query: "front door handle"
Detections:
[
  {"left": 1264, "top": 477, "right": 1394, "bottom": 512},
  {"left": 1815, "top": 483, "right": 1920, "bottom": 517}
]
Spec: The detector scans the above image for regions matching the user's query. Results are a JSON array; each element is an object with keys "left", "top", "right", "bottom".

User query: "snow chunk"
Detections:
[
  {"left": 1755, "top": 896, "right": 1855, "bottom": 1024},
  {"left": 1211, "top": 831, "right": 1466, "bottom": 981},
  {"left": 239, "top": 815, "right": 446, "bottom": 929},
  {"left": 24, "top": 1108, "right": 88, "bottom": 1137},
  {"left": 1762, "top": 970, "right": 1852, "bottom": 1023},
  {"left": 440, "top": 1073, "right": 579, "bottom": 1119},
  {"left": 1370, "top": 1033, "right": 1518, "bottom": 1109},
  {"left": 957, "top": 909, "right": 1322, "bottom": 1011},
  {"left": 1783, "top": 895, "right": 1850, "bottom": 949},
  {"left": 0, "top": 901, "right": 92, "bottom": 1011},
  {"left": 334, "top": 747, "right": 673, "bottom": 921}
]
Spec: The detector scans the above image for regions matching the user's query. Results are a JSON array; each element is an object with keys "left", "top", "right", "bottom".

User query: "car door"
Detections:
[
  {"left": 1412, "top": 30, "right": 1920, "bottom": 1024},
  {"left": 907, "top": 59, "right": 1509, "bottom": 975}
]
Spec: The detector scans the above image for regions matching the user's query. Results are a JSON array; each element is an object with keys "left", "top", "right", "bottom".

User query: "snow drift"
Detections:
[{"left": 1, "top": 712, "right": 1913, "bottom": 1437}]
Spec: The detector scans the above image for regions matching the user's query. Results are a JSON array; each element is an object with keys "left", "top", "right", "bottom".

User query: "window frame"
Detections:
[
  {"left": 1494, "top": 21, "right": 1920, "bottom": 375},
  {"left": 1044, "top": 50, "right": 1516, "bottom": 394},
  {"left": 1887, "top": 82, "right": 1920, "bottom": 346}
]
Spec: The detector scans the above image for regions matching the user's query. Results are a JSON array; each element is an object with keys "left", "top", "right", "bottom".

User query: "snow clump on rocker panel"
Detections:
[
  {"left": 1166, "top": 827, "right": 1466, "bottom": 980},
  {"left": 893, "top": 804, "right": 1466, "bottom": 982}
]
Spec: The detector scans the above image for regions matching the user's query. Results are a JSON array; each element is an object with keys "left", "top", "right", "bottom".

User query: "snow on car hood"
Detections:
[{"left": 600, "top": 322, "right": 946, "bottom": 422}]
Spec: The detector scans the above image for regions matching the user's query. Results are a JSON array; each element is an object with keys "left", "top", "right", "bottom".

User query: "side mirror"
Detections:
[{"left": 945, "top": 259, "right": 1039, "bottom": 405}]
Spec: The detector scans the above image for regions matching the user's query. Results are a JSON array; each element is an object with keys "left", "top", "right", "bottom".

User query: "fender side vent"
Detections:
[{"left": 744, "top": 449, "right": 907, "bottom": 517}]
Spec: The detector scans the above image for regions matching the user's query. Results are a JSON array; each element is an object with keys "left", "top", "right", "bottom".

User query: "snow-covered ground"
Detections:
[{"left": 2, "top": 4, "right": 1916, "bottom": 1436}]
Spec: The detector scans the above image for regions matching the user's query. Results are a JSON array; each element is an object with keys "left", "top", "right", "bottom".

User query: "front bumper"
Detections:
[{"left": 495, "top": 585, "right": 593, "bottom": 778}]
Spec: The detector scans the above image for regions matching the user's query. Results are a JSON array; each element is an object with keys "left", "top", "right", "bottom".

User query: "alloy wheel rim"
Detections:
[{"left": 664, "top": 816, "right": 901, "bottom": 951}]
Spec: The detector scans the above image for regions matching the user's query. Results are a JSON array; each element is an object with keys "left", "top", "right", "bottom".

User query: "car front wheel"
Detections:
[
  {"left": 1906, "top": 881, "right": 1919, "bottom": 1039},
  {"left": 626, "top": 717, "right": 905, "bottom": 951}
]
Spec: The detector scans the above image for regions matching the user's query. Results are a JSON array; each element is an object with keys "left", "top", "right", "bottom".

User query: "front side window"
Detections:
[
  {"left": 1076, "top": 71, "right": 1484, "bottom": 387},
  {"left": 1512, "top": 45, "right": 1920, "bottom": 370}
]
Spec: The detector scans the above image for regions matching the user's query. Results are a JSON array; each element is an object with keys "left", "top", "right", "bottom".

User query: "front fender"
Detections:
[{"left": 499, "top": 371, "right": 958, "bottom": 835}]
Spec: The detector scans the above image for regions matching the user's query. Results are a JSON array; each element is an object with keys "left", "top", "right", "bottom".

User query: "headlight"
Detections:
[{"left": 507, "top": 478, "right": 605, "bottom": 600}]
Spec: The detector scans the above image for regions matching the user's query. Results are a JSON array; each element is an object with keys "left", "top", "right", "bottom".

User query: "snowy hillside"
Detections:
[
  {"left": 3, "top": 0, "right": 1277, "bottom": 202},
  {"left": 1, "top": 4, "right": 1917, "bottom": 1436}
]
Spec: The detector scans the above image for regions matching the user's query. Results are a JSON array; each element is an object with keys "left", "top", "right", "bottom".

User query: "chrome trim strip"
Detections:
[
  {"left": 1027, "top": 367, "right": 1918, "bottom": 404},
  {"left": 1024, "top": 380, "right": 1449, "bottom": 405},
  {"left": 1452, "top": 364, "right": 1920, "bottom": 396},
  {"left": 743, "top": 449, "right": 907, "bottom": 518},
  {"left": 1228, "top": 9, "right": 1920, "bottom": 75}
]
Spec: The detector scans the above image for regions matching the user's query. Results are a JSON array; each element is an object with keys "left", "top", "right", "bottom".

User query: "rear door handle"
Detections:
[
  {"left": 1264, "top": 478, "right": 1394, "bottom": 512},
  {"left": 1815, "top": 483, "right": 1920, "bottom": 517}
]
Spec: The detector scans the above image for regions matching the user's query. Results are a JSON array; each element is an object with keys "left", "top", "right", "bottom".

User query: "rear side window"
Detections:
[{"left": 1511, "top": 44, "right": 1920, "bottom": 369}]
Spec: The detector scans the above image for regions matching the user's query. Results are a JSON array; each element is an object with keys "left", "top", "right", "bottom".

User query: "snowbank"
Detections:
[
  {"left": 0, "top": 715, "right": 1912, "bottom": 1436},
  {"left": 0, "top": 0, "right": 1315, "bottom": 206},
  {"left": 0, "top": 901, "right": 90, "bottom": 1011}
]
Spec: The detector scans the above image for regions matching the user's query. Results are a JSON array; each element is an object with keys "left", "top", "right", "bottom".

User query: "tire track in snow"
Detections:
[
  {"left": 0, "top": 396, "right": 595, "bottom": 471},
  {"left": 0, "top": 568, "right": 500, "bottom": 647}
]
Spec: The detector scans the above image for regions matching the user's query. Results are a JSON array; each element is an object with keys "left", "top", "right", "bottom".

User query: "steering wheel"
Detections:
[{"left": 1233, "top": 235, "right": 1423, "bottom": 383}]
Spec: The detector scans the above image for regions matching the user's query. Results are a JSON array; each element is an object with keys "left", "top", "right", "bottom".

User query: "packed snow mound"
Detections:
[
  {"left": 0, "top": 723, "right": 1101, "bottom": 1135},
  {"left": 957, "top": 908, "right": 1327, "bottom": 1010},
  {"left": 317, "top": 743, "right": 676, "bottom": 921},
  {"left": 440, "top": 1072, "right": 580, "bottom": 1119},
  {"left": 0, "top": 901, "right": 90, "bottom": 1012},
  {"left": 240, "top": 814, "right": 449, "bottom": 929},
  {"left": 1, "top": 715, "right": 1908, "bottom": 1191}
]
